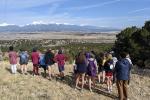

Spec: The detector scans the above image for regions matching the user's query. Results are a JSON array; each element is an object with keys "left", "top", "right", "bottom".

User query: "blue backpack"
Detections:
[{"left": 20, "top": 52, "right": 28, "bottom": 63}]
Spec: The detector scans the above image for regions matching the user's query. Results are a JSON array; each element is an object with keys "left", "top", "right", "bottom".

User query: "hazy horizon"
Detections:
[{"left": 0, "top": 0, "right": 150, "bottom": 28}]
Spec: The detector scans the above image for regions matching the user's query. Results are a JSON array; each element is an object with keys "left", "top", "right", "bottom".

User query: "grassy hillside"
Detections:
[{"left": 0, "top": 62, "right": 150, "bottom": 100}]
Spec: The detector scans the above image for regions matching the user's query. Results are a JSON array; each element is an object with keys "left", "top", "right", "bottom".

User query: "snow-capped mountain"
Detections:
[{"left": 0, "top": 22, "right": 120, "bottom": 33}]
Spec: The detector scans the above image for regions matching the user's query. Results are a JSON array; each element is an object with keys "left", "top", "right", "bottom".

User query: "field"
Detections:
[
  {"left": 0, "top": 32, "right": 116, "bottom": 42},
  {"left": 0, "top": 32, "right": 149, "bottom": 100},
  {"left": 0, "top": 62, "right": 150, "bottom": 100},
  {"left": 0, "top": 32, "right": 115, "bottom": 63}
]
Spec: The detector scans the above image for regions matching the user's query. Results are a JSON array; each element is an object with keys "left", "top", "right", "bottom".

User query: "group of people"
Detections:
[
  {"left": 8, "top": 46, "right": 132, "bottom": 100},
  {"left": 8, "top": 46, "right": 67, "bottom": 80},
  {"left": 73, "top": 51, "right": 132, "bottom": 100}
]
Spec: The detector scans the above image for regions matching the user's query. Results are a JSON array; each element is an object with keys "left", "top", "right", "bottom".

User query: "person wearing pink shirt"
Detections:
[
  {"left": 8, "top": 46, "right": 18, "bottom": 74},
  {"left": 31, "top": 48, "right": 40, "bottom": 76},
  {"left": 54, "top": 49, "right": 67, "bottom": 80}
]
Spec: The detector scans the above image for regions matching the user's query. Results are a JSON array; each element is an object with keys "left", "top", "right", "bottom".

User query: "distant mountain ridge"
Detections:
[{"left": 0, "top": 23, "right": 120, "bottom": 33}]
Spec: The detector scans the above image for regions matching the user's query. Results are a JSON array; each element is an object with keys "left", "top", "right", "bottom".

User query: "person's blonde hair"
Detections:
[{"left": 106, "top": 53, "right": 112, "bottom": 60}]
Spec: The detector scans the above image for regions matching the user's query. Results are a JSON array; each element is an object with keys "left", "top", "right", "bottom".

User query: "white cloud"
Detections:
[
  {"left": 0, "top": 22, "right": 14, "bottom": 26},
  {"left": 31, "top": 21, "right": 47, "bottom": 25},
  {"left": 128, "top": 7, "right": 150, "bottom": 14},
  {"left": 69, "top": 0, "right": 121, "bottom": 10},
  {"left": 0, "top": 0, "right": 64, "bottom": 10}
]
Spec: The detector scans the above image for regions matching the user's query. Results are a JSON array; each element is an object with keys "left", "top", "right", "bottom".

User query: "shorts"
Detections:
[
  {"left": 87, "top": 71, "right": 96, "bottom": 77},
  {"left": 40, "top": 65, "right": 48, "bottom": 71},
  {"left": 20, "top": 63, "right": 28, "bottom": 65},
  {"left": 106, "top": 72, "right": 113, "bottom": 77},
  {"left": 20, "top": 61, "right": 28, "bottom": 65},
  {"left": 58, "top": 66, "right": 65, "bottom": 72},
  {"left": 33, "top": 64, "right": 39, "bottom": 67},
  {"left": 98, "top": 66, "right": 105, "bottom": 73},
  {"left": 74, "top": 69, "right": 77, "bottom": 74}
]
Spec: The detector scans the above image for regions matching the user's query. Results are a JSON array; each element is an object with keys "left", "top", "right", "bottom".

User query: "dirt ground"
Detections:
[{"left": 0, "top": 61, "right": 149, "bottom": 100}]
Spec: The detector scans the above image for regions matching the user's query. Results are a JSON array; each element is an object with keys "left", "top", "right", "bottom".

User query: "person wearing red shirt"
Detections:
[
  {"left": 31, "top": 48, "right": 40, "bottom": 75},
  {"left": 54, "top": 49, "right": 67, "bottom": 80},
  {"left": 8, "top": 46, "right": 18, "bottom": 74}
]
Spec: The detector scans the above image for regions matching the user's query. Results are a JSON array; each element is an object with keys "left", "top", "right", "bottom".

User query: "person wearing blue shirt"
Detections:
[
  {"left": 115, "top": 52, "right": 132, "bottom": 100},
  {"left": 39, "top": 53, "right": 47, "bottom": 78}
]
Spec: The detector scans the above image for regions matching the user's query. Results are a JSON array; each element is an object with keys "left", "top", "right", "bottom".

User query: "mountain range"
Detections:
[{"left": 0, "top": 23, "right": 120, "bottom": 33}]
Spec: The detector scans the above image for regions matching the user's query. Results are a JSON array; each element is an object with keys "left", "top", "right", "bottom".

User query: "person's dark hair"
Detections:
[
  {"left": 91, "top": 50, "right": 96, "bottom": 56},
  {"left": 90, "top": 53, "right": 95, "bottom": 58},
  {"left": 20, "top": 48, "right": 25, "bottom": 52},
  {"left": 112, "top": 53, "right": 115, "bottom": 57},
  {"left": 120, "top": 52, "right": 127, "bottom": 58},
  {"left": 9, "top": 46, "right": 14, "bottom": 51},
  {"left": 32, "top": 48, "right": 37, "bottom": 52},
  {"left": 47, "top": 48, "right": 52, "bottom": 52},
  {"left": 58, "top": 49, "right": 63, "bottom": 54},
  {"left": 99, "top": 52, "right": 104, "bottom": 57}
]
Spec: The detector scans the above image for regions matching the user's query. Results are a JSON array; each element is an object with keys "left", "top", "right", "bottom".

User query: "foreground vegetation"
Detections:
[{"left": 0, "top": 40, "right": 113, "bottom": 63}]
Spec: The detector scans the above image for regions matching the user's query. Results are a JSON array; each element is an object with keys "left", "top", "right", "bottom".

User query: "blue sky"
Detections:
[{"left": 0, "top": 0, "right": 150, "bottom": 28}]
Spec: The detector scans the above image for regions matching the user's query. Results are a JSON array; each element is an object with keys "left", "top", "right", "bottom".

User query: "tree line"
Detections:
[{"left": 114, "top": 20, "right": 150, "bottom": 67}]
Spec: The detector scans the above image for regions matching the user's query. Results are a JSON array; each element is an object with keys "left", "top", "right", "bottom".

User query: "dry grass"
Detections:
[{"left": 0, "top": 61, "right": 150, "bottom": 100}]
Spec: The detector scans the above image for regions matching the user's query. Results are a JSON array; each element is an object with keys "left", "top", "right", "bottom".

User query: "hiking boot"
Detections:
[
  {"left": 89, "top": 88, "right": 93, "bottom": 92},
  {"left": 61, "top": 77, "right": 65, "bottom": 81}
]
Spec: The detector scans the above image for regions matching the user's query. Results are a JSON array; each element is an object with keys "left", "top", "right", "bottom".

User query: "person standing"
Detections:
[
  {"left": 39, "top": 53, "right": 47, "bottom": 78},
  {"left": 19, "top": 49, "right": 29, "bottom": 75},
  {"left": 44, "top": 49, "right": 55, "bottom": 80},
  {"left": 126, "top": 53, "right": 133, "bottom": 85},
  {"left": 8, "top": 46, "right": 18, "bottom": 74},
  {"left": 98, "top": 53, "right": 106, "bottom": 83},
  {"left": 112, "top": 53, "right": 118, "bottom": 85},
  {"left": 75, "top": 51, "right": 87, "bottom": 91},
  {"left": 87, "top": 53, "right": 98, "bottom": 92},
  {"left": 31, "top": 48, "right": 40, "bottom": 76},
  {"left": 104, "top": 53, "right": 114, "bottom": 93},
  {"left": 54, "top": 49, "right": 67, "bottom": 80},
  {"left": 115, "top": 52, "right": 132, "bottom": 100}
]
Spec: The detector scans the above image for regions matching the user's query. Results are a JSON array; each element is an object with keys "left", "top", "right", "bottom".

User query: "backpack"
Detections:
[
  {"left": 104, "top": 59, "right": 114, "bottom": 71},
  {"left": 39, "top": 55, "right": 46, "bottom": 65},
  {"left": 20, "top": 52, "right": 28, "bottom": 63},
  {"left": 87, "top": 59, "right": 96, "bottom": 76},
  {"left": 44, "top": 52, "right": 55, "bottom": 64}
]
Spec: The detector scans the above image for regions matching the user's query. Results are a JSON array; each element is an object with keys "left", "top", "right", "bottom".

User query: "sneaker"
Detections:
[
  {"left": 74, "top": 88, "right": 77, "bottom": 90},
  {"left": 48, "top": 77, "right": 52, "bottom": 81},
  {"left": 20, "top": 71, "right": 23, "bottom": 74},
  {"left": 107, "top": 88, "right": 111, "bottom": 93},
  {"left": 110, "top": 89, "right": 112, "bottom": 92},
  {"left": 24, "top": 73, "right": 28, "bottom": 75},
  {"left": 113, "top": 83, "right": 115, "bottom": 86},
  {"left": 110, "top": 87, "right": 113, "bottom": 92},
  {"left": 80, "top": 89, "right": 84, "bottom": 92},
  {"left": 89, "top": 89, "right": 93, "bottom": 92},
  {"left": 61, "top": 77, "right": 65, "bottom": 81}
]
